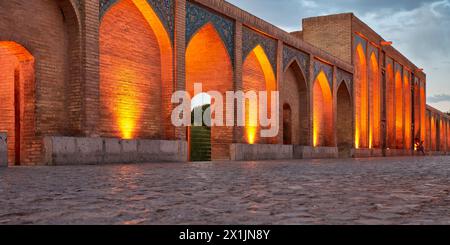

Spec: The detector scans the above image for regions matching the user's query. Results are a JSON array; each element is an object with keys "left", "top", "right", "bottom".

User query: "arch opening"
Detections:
[
  {"left": 337, "top": 81, "right": 353, "bottom": 157},
  {"left": 186, "top": 23, "right": 233, "bottom": 160},
  {"left": 403, "top": 73, "right": 412, "bottom": 149},
  {"left": 99, "top": 0, "right": 173, "bottom": 140},
  {"left": 189, "top": 93, "right": 212, "bottom": 161},
  {"left": 355, "top": 44, "right": 368, "bottom": 149},
  {"left": 242, "top": 45, "right": 277, "bottom": 145},
  {"left": 0, "top": 42, "right": 35, "bottom": 166},
  {"left": 395, "top": 70, "right": 403, "bottom": 148},
  {"left": 282, "top": 60, "right": 309, "bottom": 145},
  {"left": 386, "top": 64, "right": 396, "bottom": 148},
  {"left": 369, "top": 53, "right": 380, "bottom": 148},
  {"left": 313, "top": 71, "right": 333, "bottom": 147}
]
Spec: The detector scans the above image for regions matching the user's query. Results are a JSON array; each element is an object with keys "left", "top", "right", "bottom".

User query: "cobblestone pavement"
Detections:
[{"left": 0, "top": 156, "right": 450, "bottom": 225}]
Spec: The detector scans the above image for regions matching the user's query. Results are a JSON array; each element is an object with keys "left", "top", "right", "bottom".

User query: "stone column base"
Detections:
[
  {"left": 43, "top": 137, "right": 188, "bottom": 165},
  {"left": 230, "top": 144, "right": 293, "bottom": 161}
]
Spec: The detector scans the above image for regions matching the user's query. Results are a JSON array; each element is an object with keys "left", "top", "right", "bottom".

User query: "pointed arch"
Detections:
[
  {"left": 369, "top": 52, "right": 380, "bottom": 149},
  {"left": 282, "top": 59, "right": 309, "bottom": 145},
  {"left": 99, "top": 0, "right": 173, "bottom": 140},
  {"left": 403, "top": 72, "right": 412, "bottom": 150},
  {"left": 386, "top": 63, "right": 396, "bottom": 148},
  {"left": 243, "top": 45, "right": 277, "bottom": 145},
  {"left": 0, "top": 42, "right": 35, "bottom": 166},
  {"left": 355, "top": 43, "right": 368, "bottom": 149},
  {"left": 395, "top": 70, "right": 403, "bottom": 148},
  {"left": 313, "top": 71, "right": 333, "bottom": 147},
  {"left": 186, "top": 22, "right": 233, "bottom": 160},
  {"left": 336, "top": 81, "right": 352, "bottom": 157}
]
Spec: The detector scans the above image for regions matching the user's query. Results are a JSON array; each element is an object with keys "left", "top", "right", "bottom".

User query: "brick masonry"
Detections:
[{"left": 0, "top": 0, "right": 447, "bottom": 165}]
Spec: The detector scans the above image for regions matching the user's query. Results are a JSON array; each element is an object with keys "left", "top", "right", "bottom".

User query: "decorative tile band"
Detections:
[
  {"left": 99, "top": 0, "right": 174, "bottom": 42},
  {"left": 283, "top": 45, "right": 309, "bottom": 79},
  {"left": 242, "top": 26, "right": 277, "bottom": 75},
  {"left": 186, "top": 1, "right": 235, "bottom": 66}
]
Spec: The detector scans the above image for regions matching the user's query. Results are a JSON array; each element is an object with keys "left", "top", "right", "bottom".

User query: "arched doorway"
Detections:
[
  {"left": 313, "top": 71, "right": 333, "bottom": 147},
  {"left": 186, "top": 23, "right": 233, "bottom": 160},
  {"left": 282, "top": 60, "right": 309, "bottom": 145},
  {"left": 355, "top": 44, "right": 368, "bottom": 149},
  {"left": 336, "top": 81, "right": 352, "bottom": 157},
  {"left": 0, "top": 42, "right": 34, "bottom": 166},
  {"left": 283, "top": 104, "right": 292, "bottom": 145},
  {"left": 386, "top": 64, "right": 395, "bottom": 149},
  {"left": 369, "top": 52, "right": 380, "bottom": 148},
  {"left": 242, "top": 45, "right": 277, "bottom": 145},
  {"left": 189, "top": 93, "right": 212, "bottom": 161},
  {"left": 99, "top": 0, "right": 173, "bottom": 140}
]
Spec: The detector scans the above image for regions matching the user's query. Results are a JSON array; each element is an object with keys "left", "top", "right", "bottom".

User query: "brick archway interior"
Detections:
[
  {"left": 369, "top": 53, "right": 381, "bottom": 148},
  {"left": 282, "top": 61, "right": 308, "bottom": 145},
  {"left": 313, "top": 71, "right": 333, "bottom": 147},
  {"left": 186, "top": 23, "right": 233, "bottom": 160},
  {"left": 242, "top": 45, "right": 277, "bottom": 145},
  {"left": 0, "top": 42, "right": 35, "bottom": 166},
  {"left": 355, "top": 44, "right": 368, "bottom": 149}
]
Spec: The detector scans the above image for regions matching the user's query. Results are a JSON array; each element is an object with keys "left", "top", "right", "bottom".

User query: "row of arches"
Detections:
[{"left": 0, "top": 0, "right": 354, "bottom": 164}]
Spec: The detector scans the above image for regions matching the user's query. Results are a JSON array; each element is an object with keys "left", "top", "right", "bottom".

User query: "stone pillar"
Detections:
[
  {"left": 81, "top": 0, "right": 100, "bottom": 137},
  {"left": 233, "top": 21, "right": 245, "bottom": 144},
  {"left": 332, "top": 65, "right": 338, "bottom": 147},
  {"left": 174, "top": 0, "right": 186, "bottom": 141},
  {"left": 276, "top": 40, "right": 283, "bottom": 145},
  {"left": 0, "top": 132, "right": 7, "bottom": 166}
]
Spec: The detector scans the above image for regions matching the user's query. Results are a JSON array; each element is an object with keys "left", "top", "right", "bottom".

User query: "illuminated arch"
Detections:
[
  {"left": 395, "top": 70, "right": 403, "bottom": 148},
  {"left": 313, "top": 71, "right": 333, "bottom": 147},
  {"left": 186, "top": 23, "right": 233, "bottom": 160},
  {"left": 243, "top": 45, "right": 277, "bottom": 145},
  {"left": 355, "top": 44, "right": 368, "bottom": 149},
  {"left": 369, "top": 52, "right": 380, "bottom": 148},
  {"left": 386, "top": 63, "right": 396, "bottom": 148},
  {"left": 0, "top": 42, "right": 35, "bottom": 166},
  {"left": 99, "top": 0, "right": 173, "bottom": 140},
  {"left": 403, "top": 72, "right": 412, "bottom": 149},
  {"left": 282, "top": 59, "right": 309, "bottom": 145}
]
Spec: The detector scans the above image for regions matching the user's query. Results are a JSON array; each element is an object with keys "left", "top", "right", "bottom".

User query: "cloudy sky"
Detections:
[{"left": 227, "top": 0, "right": 450, "bottom": 112}]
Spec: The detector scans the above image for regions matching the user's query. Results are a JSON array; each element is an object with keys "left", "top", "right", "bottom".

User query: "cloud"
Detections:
[{"left": 427, "top": 94, "right": 450, "bottom": 103}]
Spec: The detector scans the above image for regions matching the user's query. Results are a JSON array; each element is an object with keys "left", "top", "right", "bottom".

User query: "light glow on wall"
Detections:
[
  {"left": 313, "top": 71, "right": 332, "bottom": 147},
  {"left": 369, "top": 53, "right": 380, "bottom": 149},
  {"left": 243, "top": 45, "right": 276, "bottom": 145},
  {"left": 355, "top": 44, "right": 367, "bottom": 149}
]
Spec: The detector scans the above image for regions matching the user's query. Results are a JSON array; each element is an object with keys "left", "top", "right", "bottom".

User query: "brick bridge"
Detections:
[{"left": 0, "top": 0, "right": 448, "bottom": 165}]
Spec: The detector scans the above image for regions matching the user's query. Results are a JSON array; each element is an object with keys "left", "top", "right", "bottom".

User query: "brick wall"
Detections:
[
  {"left": 281, "top": 62, "right": 308, "bottom": 145},
  {"left": 302, "top": 14, "right": 352, "bottom": 64}
]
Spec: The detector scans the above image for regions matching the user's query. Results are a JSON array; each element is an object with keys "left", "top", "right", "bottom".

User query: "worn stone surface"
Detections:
[{"left": 1, "top": 156, "right": 449, "bottom": 224}]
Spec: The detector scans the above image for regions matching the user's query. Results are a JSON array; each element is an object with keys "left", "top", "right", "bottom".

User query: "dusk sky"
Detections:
[{"left": 227, "top": 0, "right": 450, "bottom": 113}]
